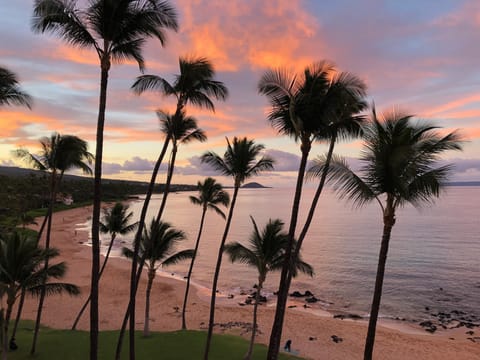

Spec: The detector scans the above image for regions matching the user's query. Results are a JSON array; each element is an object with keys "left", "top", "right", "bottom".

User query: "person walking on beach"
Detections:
[{"left": 284, "top": 339, "right": 292, "bottom": 352}]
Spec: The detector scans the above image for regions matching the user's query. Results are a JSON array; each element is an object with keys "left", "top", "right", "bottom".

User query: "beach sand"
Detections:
[{"left": 19, "top": 205, "right": 479, "bottom": 360}]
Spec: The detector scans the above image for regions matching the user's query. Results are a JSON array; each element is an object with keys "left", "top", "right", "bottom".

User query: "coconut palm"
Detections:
[
  {"left": 0, "top": 66, "right": 32, "bottom": 108},
  {"left": 201, "top": 137, "right": 274, "bottom": 359},
  {"left": 117, "top": 56, "right": 226, "bottom": 357},
  {"left": 0, "top": 232, "right": 79, "bottom": 360},
  {"left": 309, "top": 108, "right": 462, "bottom": 359},
  {"left": 14, "top": 133, "right": 92, "bottom": 354},
  {"left": 225, "top": 217, "right": 313, "bottom": 360},
  {"left": 31, "top": 2, "right": 178, "bottom": 357},
  {"left": 72, "top": 202, "right": 138, "bottom": 330},
  {"left": 258, "top": 61, "right": 367, "bottom": 359},
  {"left": 154, "top": 110, "right": 207, "bottom": 222},
  {"left": 123, "top": 220, "right": 193, "bottom": 337},
  {"left": 181, "top": 177, "right": 230, "bottom": 330}
]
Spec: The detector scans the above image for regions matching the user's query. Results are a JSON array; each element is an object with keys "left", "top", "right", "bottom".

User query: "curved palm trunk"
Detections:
[
  {"left": 245, "top": 279, "right": 263, "bottom": 360},
  {"left": 181, "top": 206, "right": 207, "bottom": 330},
  {"left": 2, "top": 293, "right": 15, "bottom": 360},
  {"left": 143, "top": 267, "right": 156, "bottom": 337},
  {"left": 267, "top": 140, "right": 311, "bottom": 360},
  {"left": 204, "top": 185, "right": 239, "bottom": 360},
  {"left": 155, "top": 143, "right": 177, "bottom": 223},
  {"left": 31, "top": 172, "right": 56, "bottom": 355},
  {"left": 89, "top": 62, "right": 111, "bottom": 360},
  {"left": 10, "top": 289, "right": 25, "bottom": 344},
  {"left": 364, "top": 203, "right": 395, "bottom": 360},
  {"left": 116, "top": 136, "right": 170, "bottom": 360},
  {"left": 72, "top": 233, "right": 117, "bottom": 330}
]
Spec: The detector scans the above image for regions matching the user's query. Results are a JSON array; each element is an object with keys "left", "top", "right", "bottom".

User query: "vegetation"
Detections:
[
  {"left": 201, "top": 137, "right": 274, "bottom": 359},
  {"left": 181, "top": 177, "right": 230, "bottom": 330},
  {"left": 7, "top": 322, "right": 302, "bottom": 360},
  {"left": 123, "top": 220, "right": 193, "bottom": 337},
  {"left": 312, "top": 108, "right": 462, "bottom": 359},
  {"left": 225, "top": 217, "right": 313, "bottom": 360},
  {"left": 258, "top": 61, "right": 368, "bottom": 359},
  {"left": 0, "top": 66, "right": 32, "bottom": 108}
]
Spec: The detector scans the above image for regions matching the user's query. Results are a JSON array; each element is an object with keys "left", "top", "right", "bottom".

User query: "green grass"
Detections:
[{"left": 8, "top": 322, "right": 303, "bottom": 359}]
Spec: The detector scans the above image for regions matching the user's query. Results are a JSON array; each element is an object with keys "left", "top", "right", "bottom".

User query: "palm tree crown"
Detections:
[
  {"left": 100, "top": 203, "right": 138, "bottom": 239},
  {"left": 201, "top": 137, "right": 274, "bottom": 187},
  {"left": 0, "top": 66, "right": 32, "bottom": 108},
  {"left": 132, "top": 56, "right": 228, "bottom": 113},
  {"left": 158, "top": 109, "right": 207, "bottom": 146},
  {"left": 189, "top": 177, "right": 230, "bottom": 219}
]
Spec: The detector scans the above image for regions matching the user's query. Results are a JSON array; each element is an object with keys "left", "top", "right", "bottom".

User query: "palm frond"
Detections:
[{"left": 161, "top": 249, "right": 195, "bottom": 267}]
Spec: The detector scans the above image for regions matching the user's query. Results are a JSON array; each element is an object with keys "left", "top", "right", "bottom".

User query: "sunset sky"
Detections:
[{"left": 1, "top": 0, "right": 479, "bottom": 187}]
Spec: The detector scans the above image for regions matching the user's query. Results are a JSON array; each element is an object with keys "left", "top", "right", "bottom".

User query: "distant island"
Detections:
[{"left": 241, "top": 182, "right": 271, "bottom": 189}]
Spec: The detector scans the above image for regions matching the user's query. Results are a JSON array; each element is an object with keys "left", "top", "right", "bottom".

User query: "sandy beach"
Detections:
[{"left": 18, "top": 205, "right": 479, "bottom": 360}]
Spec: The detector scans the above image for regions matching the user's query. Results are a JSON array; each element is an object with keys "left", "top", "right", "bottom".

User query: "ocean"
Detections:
[{"left": 84, "top": 185, "right": 480, "bottom": 324}]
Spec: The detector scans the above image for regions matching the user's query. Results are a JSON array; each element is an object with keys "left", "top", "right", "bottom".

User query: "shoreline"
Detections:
[{"left": 18, "top": 204, "right": 480, "bottom": 360}]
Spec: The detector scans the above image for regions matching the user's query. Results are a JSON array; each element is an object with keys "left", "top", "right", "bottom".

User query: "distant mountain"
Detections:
[{"left": 242, "top": 182, "right": 270, "bottom": 189}]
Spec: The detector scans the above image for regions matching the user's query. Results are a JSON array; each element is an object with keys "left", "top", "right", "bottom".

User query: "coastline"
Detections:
[{"left": 18, "top": 204, "right": 479, "bottom": 360}]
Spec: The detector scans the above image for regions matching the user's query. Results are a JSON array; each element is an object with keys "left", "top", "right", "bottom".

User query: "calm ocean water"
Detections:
[{"left": 86, "top": 186, "right": 480, "bottom": 322}]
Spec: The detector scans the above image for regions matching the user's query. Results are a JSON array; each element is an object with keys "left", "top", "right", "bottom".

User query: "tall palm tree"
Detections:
[
  {"left": 72, "top": 202, "right": 138, "bottom": 330},
  {"left": 258, "top": 61, "right": 367, "bottom": 359},
  {"left": 181, "top": 177, "right": 230, "bottom": 330},
  {"left": 310, "top": 108, "right": 462, "bottom": 359},
  {"left": 0, "top": 232, "right": 79, "bottom": 360},
  {"left": 201, "top": 137, "right": 274, "bottom": 359},
  {"left": 14, "top": 133, "right": 93, "bottom": 354},
  {"left": 118, "top": 56, "right": 226, "bottom": 357},
  {"left": 225, "top": 217, "right": 313, "bottom": 360},
  {"left": 123, "top": 220, "right": 193, "bottom": 337},
  {"left": 0, "top": 66, "right": 32, "bottom": 108},
  {"left": 154, "top": 110, "right": 207, "bottom": 222},
  {"left": 31, "top": 2, "right": 178, "bottom": 357}
]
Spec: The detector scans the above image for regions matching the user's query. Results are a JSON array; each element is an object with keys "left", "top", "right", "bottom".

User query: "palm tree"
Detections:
[
  {"left": 14, "top": 133, "right": 93, "bottom": 354},
  {"left": 258, "top": 61, "right": 367, "bottom": 359},
  {"left": 31, "top": 2, "right": 178, "bottom": 357},
  {"left": 0, "top": 66, "right": 32, "bottom": 108},
  {"left": 72, "top": 202, "right": 138, "bottom": 330},
  {"left": 201, "top": 137, "right": 274, "bottom": 359},
  {"left": 117, "top": 56, "right": 226, "bottom": 357},
  {"left": 225, "top": 217, "right": 313, "bottom": 360},
  {"left": 0, "top": 232, "right": 79, "bottom": 360},
  {"left": 181, "top": 177, "right": 230, "bottom": 330},
  {"left": 123, "top": 220, "right": 193, "bottom": 337},
  {"left": 310, "top": 108, "right": 462, "bottom": 359}
]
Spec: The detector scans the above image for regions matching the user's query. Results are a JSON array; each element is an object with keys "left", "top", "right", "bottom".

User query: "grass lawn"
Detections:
[{"left": 8, "top": 322, "right": 303, "bottom": 359}]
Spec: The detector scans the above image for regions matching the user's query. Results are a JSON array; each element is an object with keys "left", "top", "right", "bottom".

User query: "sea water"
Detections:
[{"left": 87, "top": 186, "right": 480, "bottom": 323}]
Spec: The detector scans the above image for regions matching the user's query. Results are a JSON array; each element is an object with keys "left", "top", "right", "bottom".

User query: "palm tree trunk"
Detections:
[
  {"left": 3, "top": 295, "right": 14, "bottom": 360},
  {"left": 155, "top": 144, "right": 177, "bottom": 223},
  {"left": 245, "top": 280, "right": 263, "bottom": 360},
  {"left": 364, "top": 207, "right": 395, "bottom": 360},
  {"left": 72, "top": 234, "right": 117, "bottom": 330},
  {"left": 120, "top": 137, "right": 170, "bottom": 360},
  {"left": 10, "top": 289, "right": 25, "bottom": 344},
  {"left": 89, "top": 61, "right": 110, "bottom": 360},
  {"left": 31, "top": 172, "right": 56, "bottom": 355},
  {"left": 204, "top": 185, "right": 239, "bottom": 360},
  {"left": 143, "top": 267, "right": 155, "bottom": 337},
  {"left": 267, "top": 140, "right": 311, "bottom": 360},
  {"left": 182, "top": 206, "right": 207, "bottom": 330}
]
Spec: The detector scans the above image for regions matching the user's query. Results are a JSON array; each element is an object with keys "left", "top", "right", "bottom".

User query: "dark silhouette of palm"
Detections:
[
  {"left": 225, "top": 217, "right": 313, "bottom": 360},
  {"left": 258, "top": 61, "right": 367, "bottom": 359},
  {"left": 32, "top": 2, "right": 178, "bottom": 357},
  {"left": 201, "top": 137, "right": 274, "bottom": 359},
  {"left": 0, "top": 66, "right": 32, "bottom": 108},
  {"left": 13, "top": 133, "right": 92, "bottom": 354},
  {"left": 0, "top": 232, "right": 79, "bottom": 359},
  {"left": 123, "top": 220, "right": 193, "bottom": 337},
  {"left": 181, "top": 177, "right": 230, "bottom": 330},
  {"left": 72, "top": 202, "right": 137, "bottom": 330},
  {"left": 310, "top": 108, "right": 462, "bottom": 359}
]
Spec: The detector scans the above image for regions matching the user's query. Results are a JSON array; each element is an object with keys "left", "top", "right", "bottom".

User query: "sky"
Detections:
[{"left": 1, "top": 0, "right": 480, "bottom": 187}]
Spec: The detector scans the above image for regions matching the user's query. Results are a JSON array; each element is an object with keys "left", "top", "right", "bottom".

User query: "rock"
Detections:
[
  {"left": 288, "top": 305, "right": 297, "bottom": 308},
  {"left": 228, "top": 294, "right": 234, "bottom": 299},
  {"left": 290, "top": 291, "right": 303, "bottom": 297},
  {"left": 425, "top": 306, "right": 430, "bottom": 311},
  {"left": 305, "top": 296, "right": 318, "bottom": 303},
  {"left": 331, "top": 335, "right": 343, "bottom": 343},
  {"left": 304, "top": 290, "right": 314, "bottom": 297},
  {"left": 309, "top": 336, "right": 317, "bottom": 341},
  {"left": 466, "top": 330, "right": 475, "bottom": 335}
]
